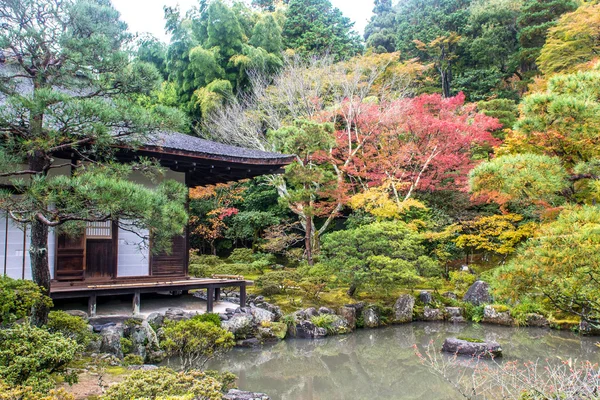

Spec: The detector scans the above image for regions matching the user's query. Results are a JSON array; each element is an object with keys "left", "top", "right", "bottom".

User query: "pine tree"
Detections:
[
  {"left": 516, "top": 0, "right": 578, "bottom": 76},
  {"left": 0, "top": 0, "right": 189, "bottom": 325},
  {"left": 282, "top": 0, "right": 363, "bottom": 61},
  {"left": 364, "top": 0, "right": 398, "bottom": 53}
]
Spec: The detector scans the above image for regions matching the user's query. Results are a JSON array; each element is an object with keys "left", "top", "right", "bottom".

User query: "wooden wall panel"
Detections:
[
  {"left": 55, "top": 234, "right": 85, "bottom": 281},
  {"left": 150, "top": 234, "right": 186, "bottom": 276}
]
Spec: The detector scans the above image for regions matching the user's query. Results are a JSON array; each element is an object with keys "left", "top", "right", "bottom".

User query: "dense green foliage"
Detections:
[
  {"left": 321, "top": 222, "right": 440, "bottom": 296},
  {"left": 282, "top": 0, "right": 362, "bottom": 60},
  {"left": 100, "top": 367, "right": 223, "bottom": 400},
  {"left": 494, "top": 206, "right": 600, "bottom": 323},
  {"left": 46, "top": 311, "right": 94, "bottom": 347},
  {"left": 364, "top": 0, "right": 579, "bottom": 98},
  {"left": 161, "top": 316, "right": 235, "bottom": 369},
  {"left": 0, "top": 277, "right": 52, "bottom": 326},
  {"left": 0, "top": 323, "right": 80, "bottom": 393}
]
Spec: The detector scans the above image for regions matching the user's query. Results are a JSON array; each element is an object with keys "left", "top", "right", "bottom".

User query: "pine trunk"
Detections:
[
  {"left": 30, "top": 219, "right": 50, "bottom": 326},
  {"left": 29, "top": 150, "right": 51, "bottom": 326}
]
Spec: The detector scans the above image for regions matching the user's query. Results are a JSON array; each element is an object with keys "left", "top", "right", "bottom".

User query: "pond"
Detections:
[{"left": 204, "top": 322, "right": 600, "bottom": 400}]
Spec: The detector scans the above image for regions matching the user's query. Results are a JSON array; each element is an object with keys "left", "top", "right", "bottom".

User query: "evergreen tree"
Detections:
[
  {"left": 0, "top": 0, "right": 189, "bottom": 325},
  {"left": 250, "top": 14, "right": 284, "bottom": 54},
  {"left": 393, "top": 0, "right": 471, "bottom": 97},
  {"left": 136, "top": 34, "right": 169, "bottom": 79},
  {"left": 282, "top": 0, "right": 363, "bottom": 61},
  {"left": 516, "top": 0, "right": 577, "bottom": 77},
  {"left": 364, "top": 0, "right": 397, "bottom": 53}
]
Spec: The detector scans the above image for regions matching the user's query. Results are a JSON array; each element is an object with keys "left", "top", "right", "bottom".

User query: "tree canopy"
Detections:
[{"left": 0, "top": 0, "right": 189, "bottom": 324}]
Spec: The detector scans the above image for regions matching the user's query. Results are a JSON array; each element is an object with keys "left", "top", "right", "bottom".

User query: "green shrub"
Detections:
[
  {"left": 253, "top": 252, "right": 276, "bottom": 264},
  {"left": 310, "top": 314, "right": 337, "bottom": 335},
  {"left": 228, "top": 248, "right": 254, "bottom": 264},
  {"left": 189, "top": 253, "right": 223, "bottom": 267},
  {"left": 120, "top": 337, "right": 132, "bottom": 354},
  {"left": 161, "top": 317, "right": 235, "bottom": 370},
  {"left": 100, "top": 367, "right": 223, "bottom": 400},
  {"left": 256, "top": 271, "right": 301, "bottom": 295},
  {"left": 0, "top": 379, "right": 75, "bottom": 400},
  {"left": 205, "top": 370, "right": 237, "bottom": 393},
  {"left": 194, "top": 313, "right": 222, "bottom": 327},
  {"left": 189, "top": 264, "right": 216, "bottom": 278},
  {"left": 0, "top": 323, "right": 80, "bottom": 393},
  {"left": 122, "top": 354, "right": 144, "bottom": 366},
  {"left": 47, "top": 311, "right": 94, "bottom": 346},
  {"left": 463, "top": 303, "right": 485, "bottom": 323},
  {"left": 510, "top": 298, "right": 546, "bottom": 326},
  {"left": 321, "top": 221, "right": 440, "bottom": 296},
  {"left": 0, "top": 276, "right": 53, "bottom": 325},
  {"left": 249, "top": 259, "right": 271, "bottom": 274}
]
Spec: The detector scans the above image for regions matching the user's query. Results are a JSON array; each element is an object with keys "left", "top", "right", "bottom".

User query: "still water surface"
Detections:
[{"left": 206, "top": 322, "right": 600, "bottom": 400}]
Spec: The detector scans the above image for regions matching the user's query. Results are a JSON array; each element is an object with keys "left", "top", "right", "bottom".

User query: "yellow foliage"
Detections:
[
  {"left": 349, "top": 185, "right": 427, "bottom": 220},
  {"left": 455, "top": 214, "right": 537, "bottom": 255}
]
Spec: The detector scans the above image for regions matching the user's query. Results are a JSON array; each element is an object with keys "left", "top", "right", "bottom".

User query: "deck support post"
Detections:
[
  {"left": 206, "top": 285, "right": 214, "bottom": 313},
  {"left": 240, "top": 283, "right": 247, "bottom": 308},
  {"left": 132, "top": 290, "right": 141, "bottom": 315},
  {"left": 214, "top": 287, "right": 221, "bottom": 302},
  {"left": 88, "top": 293, "right": 97, "bottom": 318}
]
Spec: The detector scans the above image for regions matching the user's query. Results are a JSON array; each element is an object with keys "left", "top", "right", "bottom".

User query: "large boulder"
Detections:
[
  {"left": 423, "top": 307, "right": 444, "bottom": 321},
  {"left": 164, "top": 308, "right": 195, "bottom": 322},
  {"left": 257, "top": 321, "right": 287, "bottom": 341},
  {"left": 130, "top": 321, "right": 161, "bottom": 361},
  {"left": 304, "top": 307, "right": 319, "bottom": 319},
  {"left": 293, "top": 320, "right": 327, "bottom": 339},
  {"left": 526, "top": 313, "right": 549, "bottom": 328},
  {"left": 393, "top": 294, "right": 415, "bottom": 323},
  {"left": 482, "top": 305, "right": 514, "bottom": 326},
  {"left": 442, "top": 337, "right": 502, "bottom": 358},
  {"left": 100, "top": 325, "right": 124, "bottom": 359},
  {"left": 442, "top": 291, "right": 458, "bottom": 300},
  {"left": 463, "top": 281, "right": 492, "bottom": 305},
  {"left": 362, "top": 306, "right": 380, "bottom": 328},
  {"left": 318, "top": 307, "right": 334, "bottom": 315},
  {"left": 248, "top": 306, "right": 275, "bottom": 325},
  {"left": 224, "top": 389, "right": 270, "bottom": 400},
  {"left": 222, "top": 314, "right": 255, "bottom": 339},
  {"left": 419, "top": 291, "right": 433, "bottom": 305},
  {"left": 339, "top": 306, "right": 357, "bottom": 330},
  {"left": 146, "top": 312, "right": 164, "bottom": 328},
  {"left": 445, "top": 307, "right": 465, "bottom": 323},
  {"left": 329, "top": 314, "right": 351, "bottom": 334}
]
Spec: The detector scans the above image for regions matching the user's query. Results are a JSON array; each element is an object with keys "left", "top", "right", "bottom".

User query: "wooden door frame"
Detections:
[{"left": 54, "top": 221, "right": 119, "bottom": 281}]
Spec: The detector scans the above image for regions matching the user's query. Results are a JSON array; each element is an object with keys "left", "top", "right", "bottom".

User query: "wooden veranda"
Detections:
[{"left": 50, "top": 277, "right": 251, "bottom": 316}]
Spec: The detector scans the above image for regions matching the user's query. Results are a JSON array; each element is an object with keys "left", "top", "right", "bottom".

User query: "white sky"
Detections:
[{"left": 111, "top": 0, "right": 374, "bottom": 43}]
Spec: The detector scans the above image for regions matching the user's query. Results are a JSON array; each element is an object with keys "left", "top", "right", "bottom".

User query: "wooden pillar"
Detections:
[
  {"left": 214, "top": 287, "right": 221, "bottom": 302},
  {"left": 88, "top": 293, "right": 97, "bottom": 318},
  {"left": 240, "top": 283, "right": 247, "bottom": 308},
  {"left": 206, "top": 285, "right": 214, "bottom": 313},
  {"left": 132, "top": 290, "right": 141, "bottom": 315}
]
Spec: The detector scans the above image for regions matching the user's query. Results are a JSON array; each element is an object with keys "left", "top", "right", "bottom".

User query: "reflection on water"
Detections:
[{"left": 203, "top": 322, "right": 600, "bottom": 400}]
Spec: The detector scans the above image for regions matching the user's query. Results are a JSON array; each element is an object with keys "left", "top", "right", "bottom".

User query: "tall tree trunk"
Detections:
[
  {"left": 30, "top": 219, "right": 50, "bottom": 326},
  {"left": 29, "top": 150, "right": 50, "bottom": 326},
  {"left": 305, "top": 215, "right": 313, "bottom": 266},
  {"left": 440, "top": 67, "right": 452, "bottom": 98}
]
